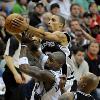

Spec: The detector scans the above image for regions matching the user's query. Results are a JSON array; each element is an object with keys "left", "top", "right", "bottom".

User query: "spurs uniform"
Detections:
[
  {"left": 30, "top": 70, "right": 62, "bottom": 100},
  {"left": 41, "top": 32, "right": 76, "bottom": 91}
]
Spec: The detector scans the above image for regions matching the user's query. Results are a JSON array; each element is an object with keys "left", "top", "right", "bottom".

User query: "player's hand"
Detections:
[
  {"left": 14, "top": 72, "right": 24, "bottom": 84},
  {"left": 11, "top": 17, "right": 29, "bottom": 32}
]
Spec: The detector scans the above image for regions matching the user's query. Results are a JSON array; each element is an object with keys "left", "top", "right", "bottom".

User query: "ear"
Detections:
[
  {"left": 59, "top": 23, "right": 64, "bottom": 28},
  {"left": 82, "top": 82, "right": 87, "bottom": 88}
]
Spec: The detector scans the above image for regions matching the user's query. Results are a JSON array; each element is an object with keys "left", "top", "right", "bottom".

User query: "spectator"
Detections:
[
  {"left": 71, "top": 0, "right": 94, "bottom": 12},
  {"left": 81, "top": 12, "right": 92, "bottom": 33},
  {"left": 0, "top": 14, "right": 11, "bottom": 43},
  {"left": 69, "top": 19, "right": 95, "bottom": 46},
  {"left": 12, "top": 0, "right": 28, "bottom": 14},
  {"left": 29, "top": 2, "right": 45, "bottom": 27},
  {"left": 49, "top": 0, "right": 71, "bottom": 19},
  {"left": 71, "top": 46, "right": 89, "bottom": 81},
  {"left": 85, "top": 41, "right": 100, "bottom": 99},
  {"left": 89, "top": 2, "right": 100, "bottom": 27},
  {"left": 89, "top": 2, "right": 99, "bottom": 14},
  {"left": 50, "top": 3, "right": 60, "bottom": 15},
  {"left": 69, "top": 3, "right": 82, "bottom": 23},
  {"left": 85, "top": 42, "right": 100, "bottom": 82},
  {"left": 0, "top": 0, "right": 15, "bottom": 15},
  {"left": 0, "top": 40, "right": 6, "bottom": 99}
]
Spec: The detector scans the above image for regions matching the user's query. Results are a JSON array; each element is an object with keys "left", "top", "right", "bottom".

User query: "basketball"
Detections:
[{"left": 5, "top": 13, "right": 25, "bottom": 35}]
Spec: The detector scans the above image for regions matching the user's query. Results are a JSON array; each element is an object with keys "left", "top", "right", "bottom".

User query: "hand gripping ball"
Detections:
[{"left": 5, "top": 13, "right": 25, "bottom": 35}]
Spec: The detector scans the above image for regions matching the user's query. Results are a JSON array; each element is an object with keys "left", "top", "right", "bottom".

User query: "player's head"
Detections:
[
  {"left": 42, "top": 12, "right": 52, "bottom": 26},
  {"left": 48, "top": 15, "right": 66, "bottom": 32},
  {"left": 44, "top": 51, "right": 66, "bottom": 70},
  {"left": 78, "top": 72, "right": 99, "bottom": 94}
]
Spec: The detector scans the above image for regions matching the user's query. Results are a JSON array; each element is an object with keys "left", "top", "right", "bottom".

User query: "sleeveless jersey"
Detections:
[
  {"left": 41, "top": 33, "right": 71, "bottom": 57},
  {"left": 30, "top": 70, "right": 62, "bottom": 100}
]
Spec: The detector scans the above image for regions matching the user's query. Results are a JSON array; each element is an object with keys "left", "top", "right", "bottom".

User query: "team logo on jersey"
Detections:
[{"left": 41, "top": 41, "right": 56, "bottom": 49}]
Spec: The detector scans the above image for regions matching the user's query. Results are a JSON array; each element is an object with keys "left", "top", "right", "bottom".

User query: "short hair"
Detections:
[
  {"left": 72, "top": 46, "right": 85, "bottom": 55},
  {"left": 70, "top": 3, "right": 80, "bottom": 11},
  {"left": 69, "top": 18, "right": 79, "bottom": 27},
  {"left": 83, "top": 12, "right": 92, "bottom": 18},
  {"left": 35, "top": 2, "right": 44, "bottom": 7},
  {"left": 57, "top": 15, "right": 66, "bottom": 27},
  {"left": 88, "top": 41, "right": 100, "bottom": 49},
  {"left": 89, "top": 2, "right": 96, "bottom": 9},
  {"left": 50, "top": 3, "right": 60, "bottom": 10}
]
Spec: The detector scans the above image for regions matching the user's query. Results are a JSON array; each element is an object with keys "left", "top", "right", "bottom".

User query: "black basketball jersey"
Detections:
[
  {"left": 74, "top": 91, "right": 95, "bottom": 100},
  {"left": 41, "top": 33, "right": 70, "bottom": 54}
]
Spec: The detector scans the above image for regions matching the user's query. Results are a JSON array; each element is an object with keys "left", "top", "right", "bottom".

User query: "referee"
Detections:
[{"left": 2, "top": 36, "right": 26, "bottom": 100}]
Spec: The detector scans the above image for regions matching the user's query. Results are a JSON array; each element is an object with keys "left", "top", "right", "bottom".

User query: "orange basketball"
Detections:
[{"left": 5, "top": 13, "right": 25, "bottom": 35}]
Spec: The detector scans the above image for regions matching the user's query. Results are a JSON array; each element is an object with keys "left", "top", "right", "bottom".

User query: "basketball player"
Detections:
[
  {"left": 11, "top": 14, "right": 75, "bottom": 91},
  {"left": 58, "top": 73, "right": 99, "bottom": 100},
  {"left": 19, "top": 51, "right": 66, "bottom": 100},
  {"left": 11, "top": 14, "right": 71, "bottom": 56}
]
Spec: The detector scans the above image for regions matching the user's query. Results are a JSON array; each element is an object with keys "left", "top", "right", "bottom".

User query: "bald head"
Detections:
[{"left": 50, "top": 51, "right": 66, "bottom": 64}]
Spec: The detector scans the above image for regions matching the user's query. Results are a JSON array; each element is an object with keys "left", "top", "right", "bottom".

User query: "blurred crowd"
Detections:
[{"left": 0, "top": 0, "right": 100, "bottom": 100}]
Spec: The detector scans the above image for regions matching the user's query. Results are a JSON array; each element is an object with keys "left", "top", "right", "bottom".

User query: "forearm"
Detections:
[
  {"left": 4, "top": 56, "right": 18, "bottom": 75},
  {"left": 19, "top": 64, "right": 41, "bottom": 79},
  {"left": 82, "top": 29, "right": 95, "bottom": 41},
  {"left": 26, "top": 25, "right": 46, "bottom": 39},
  {"left": 26, "top": 26, "right": 62, "bottom": 43},
  {"left": 19, "top": 64, "right": 54, "bottom": 82}
]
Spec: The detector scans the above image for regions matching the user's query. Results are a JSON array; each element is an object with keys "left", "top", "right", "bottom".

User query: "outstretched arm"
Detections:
[
  {"left": 19, "top": 64, "right": 55, "bottom": 83},
  {"left": 11, "top": 18, "right": 68, "bottom": 46}
]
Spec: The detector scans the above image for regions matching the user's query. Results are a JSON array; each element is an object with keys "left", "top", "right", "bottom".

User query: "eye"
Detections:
[{"left": 52, "top": 18, "right": 56, "bottom": 22}]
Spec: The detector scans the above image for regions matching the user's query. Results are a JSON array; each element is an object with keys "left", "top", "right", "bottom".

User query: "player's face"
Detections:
[
  {"left": 45, "top": 54, "right": 61, "bottom": 70},
  {"left": 42, "top": 13, "right": 52, "bottom": 26},
  {"left": 48, "top": 15, "right": 62, "bottom": 32}
]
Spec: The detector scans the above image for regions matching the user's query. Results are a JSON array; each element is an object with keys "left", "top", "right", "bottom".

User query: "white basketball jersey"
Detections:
[{"left": 30, "top": 70, "right": 62, "bottom": 100}]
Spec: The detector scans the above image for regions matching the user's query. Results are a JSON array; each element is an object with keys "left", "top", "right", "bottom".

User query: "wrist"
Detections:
[
  {"left": 13, "top": 71, "right": 19, "bottom": 76},
  {"left": 24, "top": 25, "right": 29, "bottom": 33}
]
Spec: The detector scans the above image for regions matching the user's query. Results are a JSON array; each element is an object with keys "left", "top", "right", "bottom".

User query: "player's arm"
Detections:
[
  {"left": 26, "top": 27, "right": 68, "bottom": 46},
  {"left": 19, "top": 64, "right": 55, "bottom": 83},
  {"left": 11, "top": 18, "right": 68, "bottom": 46}
]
